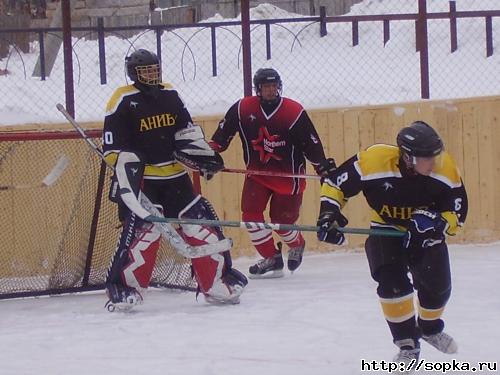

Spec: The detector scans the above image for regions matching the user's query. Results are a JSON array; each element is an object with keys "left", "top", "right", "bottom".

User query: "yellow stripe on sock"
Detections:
[
  {"left": 380, "top": 293, "right": 415, "bottom": 323},
  {"left": 418, "top": 304, "right": 445, "bottom": 321}
]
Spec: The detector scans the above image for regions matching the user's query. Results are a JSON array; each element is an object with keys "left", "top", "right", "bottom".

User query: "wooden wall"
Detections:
[
  {"left": 194, "top": 95, "right": 500, "bottom": 255},
  {"left": 2, "top": 95, "right": 499, "bottom": 258}
]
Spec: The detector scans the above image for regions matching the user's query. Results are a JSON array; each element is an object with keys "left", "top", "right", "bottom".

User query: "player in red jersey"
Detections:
[{"left": 210, "top": 68, "right": 335, "bottom": 278}]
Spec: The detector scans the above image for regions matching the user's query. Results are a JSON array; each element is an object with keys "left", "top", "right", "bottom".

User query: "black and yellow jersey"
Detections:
[
  {"left": 103, "top": 83, "right": 190, "bottom": 180},
  {"left": 320, "top": 144, "right": 468, "bottom": 235}
]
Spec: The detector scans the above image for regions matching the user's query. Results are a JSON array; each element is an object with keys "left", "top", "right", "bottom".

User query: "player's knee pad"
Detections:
[
  {"left": 417, "top": 285, "right": 451, "bottom": 310},
  {"left": 179, "top": 195, "right": 225, "bottom": 245},
  {"left": 106, "top": 214, "right": 161, "bottom": 292},
  {"left": 376, "top": 264, "right": 414, "bottom": 299}
]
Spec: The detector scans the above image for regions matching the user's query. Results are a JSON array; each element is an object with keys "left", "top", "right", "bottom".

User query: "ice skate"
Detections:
[
  {"left": 205, "top": 268, "right": 248, "bottom": 305},
  {"left": 105, "top": 284, "right": 143, "bottom": 312},
  {"left": 248, "top": 243, "right": 284, "bottom": 279},
  {"left": 422, "top": 331, "right": 457, "bottom": 354},
  {"left": 393, "top": 339, "right": 420, "bottom": 374},
  {"left": 287, "top": 242, "right": 305, "bottom": 272}
]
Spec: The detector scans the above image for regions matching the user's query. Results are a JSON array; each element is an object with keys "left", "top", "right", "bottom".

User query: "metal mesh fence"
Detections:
[
  {"left": 427, "top": 11, "right": 500, "bottom": 99},
  {"left": 0, "top": 1, "right": 499, "bottom": 126},
  {"left": 0, "top": 131, "right": 196, "bottom": 298}
]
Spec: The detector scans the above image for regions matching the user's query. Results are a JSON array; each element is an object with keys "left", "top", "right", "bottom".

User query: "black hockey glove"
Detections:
[
  {"left": 174, "top": 150, "right": 224, "bottom": 181},
  {"left": 198, "top": 152, "right": 224, "bottom": 181},
  {"left": 316, "top": 158, "right": 337, "bottom": 178},
  {"left": 403, "top": 209, "right": 447, "bottom": 249},
  {"left": 317, "top": 207, "right": 349, "bottom": 245}
]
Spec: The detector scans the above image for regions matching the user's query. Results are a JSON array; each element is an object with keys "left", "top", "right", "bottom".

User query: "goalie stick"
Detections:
[
  {"left": 56, "top": 104, "right": 403, "bottom": 240},
  {"left": 0, "top": 155, "right": 70, "bottom": 191},
  {"left": 56, "top": 103, "right": 231, "bottom": 259}
]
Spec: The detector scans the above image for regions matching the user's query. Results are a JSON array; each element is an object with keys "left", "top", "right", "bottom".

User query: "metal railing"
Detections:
[{"left": 0, "top": 1, "right": 499, "bottom": 124}]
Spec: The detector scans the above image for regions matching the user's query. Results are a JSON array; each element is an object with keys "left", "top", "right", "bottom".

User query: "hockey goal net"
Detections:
[{"left": 0, "top": 128, "right": 196, "bottom": 299}]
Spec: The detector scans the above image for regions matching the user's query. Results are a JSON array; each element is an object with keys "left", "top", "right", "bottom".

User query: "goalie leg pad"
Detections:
[
  {"left": 122, "top": 221, "right": 161, "bottom": 289},
  {"left": 106, "top": 213, "right": 161, "bottom": 302},
  {"left": 179, "top": 195, "right": 225, "bottom": 243},
  {"left": 192, "top": 254, "right": 247, "bottom": 304},
  {"left": 179, "top": 195, "right": 247, "bottom": 303}
]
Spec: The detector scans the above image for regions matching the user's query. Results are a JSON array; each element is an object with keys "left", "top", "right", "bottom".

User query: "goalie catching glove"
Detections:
[
  {"left": 403, "top": 209, "right": 447, "bottom": 249},
  {"left": 173, "top": 124, "right": 224, "bottom": 180}
]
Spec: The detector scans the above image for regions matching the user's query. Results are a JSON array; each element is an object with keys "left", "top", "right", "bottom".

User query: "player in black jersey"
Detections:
[
  {"left": 317, "top": 121, "right": 468, "bottom": 370},
  {"left": 102, "top": 49, "right": 247, "bottom": 311}
]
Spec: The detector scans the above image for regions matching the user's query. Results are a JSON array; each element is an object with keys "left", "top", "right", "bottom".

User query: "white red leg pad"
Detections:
[
  {"left": 122, "top": 222, "right": 161, "bottom": 290},
  {"left": 191, "top": 254, "right": 225, "bottom": 295}
]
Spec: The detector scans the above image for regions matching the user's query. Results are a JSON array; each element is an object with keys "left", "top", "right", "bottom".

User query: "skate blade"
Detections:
[
  {"left": 248, "top": 269, "right": 284, "bottom": 279},
  {"left": 205, "top": 296, "right": 241, "bottom": 305},
  {"left": 105, "top": 299, "right": 140, "bottom": 313}
]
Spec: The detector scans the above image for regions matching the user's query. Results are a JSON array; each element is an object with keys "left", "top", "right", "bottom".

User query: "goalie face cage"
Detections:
[{"left": 0, "top": 130, "right": 196, "bottom": 300}]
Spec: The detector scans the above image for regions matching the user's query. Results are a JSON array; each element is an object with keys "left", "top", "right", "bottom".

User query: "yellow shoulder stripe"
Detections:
[
  {"left": 105, "top": 85, "right": 139, "bottom": 116},
  {"left": 104, "top": 151, "right": 118, "bottom": 167},
  {"left": 159, "top": 82, "right": 173, "bottom": 90},
  {"left": 430, "top": 152, "right": 462, "bottom": 188},
  {"left": 355, "top": 144, "right": 402, "bottom": 181}
]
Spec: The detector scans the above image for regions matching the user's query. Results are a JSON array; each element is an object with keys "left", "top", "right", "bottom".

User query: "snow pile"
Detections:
[{"left": 0, "top": 1, "right": 499, "bottom": 125}]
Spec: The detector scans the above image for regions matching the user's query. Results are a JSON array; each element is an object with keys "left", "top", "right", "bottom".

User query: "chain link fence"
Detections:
[{"left": 0, "top": 1, "right": 499, "bottom": 125}]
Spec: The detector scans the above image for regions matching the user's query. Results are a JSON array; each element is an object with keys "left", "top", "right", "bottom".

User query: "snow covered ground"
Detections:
[
  {"left": 1, "top": 1, "right": 500, "bottom": 125},
  {"left": 1, "top": 242, "right": 498, "bottom": 375}
]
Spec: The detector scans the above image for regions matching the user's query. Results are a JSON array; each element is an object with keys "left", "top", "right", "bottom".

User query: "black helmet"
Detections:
[
  {"left": 125, "top": 49, "right": 160, "bottom": 85},
  {"left": 397, "top": 121, "right": 443, "bottom": 157},
  {"left": 253, "top": 68, "right": 282, "bottom": 96}
]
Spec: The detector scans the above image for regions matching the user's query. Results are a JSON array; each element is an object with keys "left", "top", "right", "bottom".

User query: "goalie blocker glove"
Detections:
[
  {"left": 403, "top": 209, "right": 447, "bottom": 249},
  {"left": 173, "top": 124, "right": 224, "bottom": 180}
]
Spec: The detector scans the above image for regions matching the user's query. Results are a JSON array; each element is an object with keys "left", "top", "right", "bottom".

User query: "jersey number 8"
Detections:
[{"left": 336, "top": 172, "right": 348, "bottom": 186}]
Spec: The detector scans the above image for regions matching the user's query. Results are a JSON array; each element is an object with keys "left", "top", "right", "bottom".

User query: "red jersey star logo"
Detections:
[{"left": 251, "top": 126, "right": 284, "bottom": 164}]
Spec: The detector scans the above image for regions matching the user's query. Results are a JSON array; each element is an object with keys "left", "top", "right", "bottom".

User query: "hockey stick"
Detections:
[
  {"left": 56, "top": 103, "right": 232, "bottom": 259},
  {"left": 222, "top": 168, "right": 321, "bottom": 180},
  {"left": 0, "top": 155, "right": 70, "bottom": 191},
  {"left": 146, "top": 217, "right": 405, "bottom": 238},
  {"left": 56, "top": 104, "right": 403, "bottom": 240}
]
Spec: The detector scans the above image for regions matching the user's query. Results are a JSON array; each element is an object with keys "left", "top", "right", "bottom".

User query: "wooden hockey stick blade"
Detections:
[
  {"left": 0, "top": 155, "right": 70, "bottom": 191},
  {"left": 42, "top": 155, "right": 70, "bottom": 186},
  {"left": 222, "top": 167, "right": 321, "bottom": 180},
  {"left": 146, "top": 216, "right": 405, "bottom": 238}
]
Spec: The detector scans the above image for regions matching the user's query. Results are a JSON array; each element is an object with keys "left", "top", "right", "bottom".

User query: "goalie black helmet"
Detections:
[
  {"left": 397, "top": 121, "right": 443, "bottom": 158},
  {"left": 125, "top": 49, "right": 161, "bottom": 85},
  {"left": 253, "top": 68, "right": 282, "bottom": 96}
]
